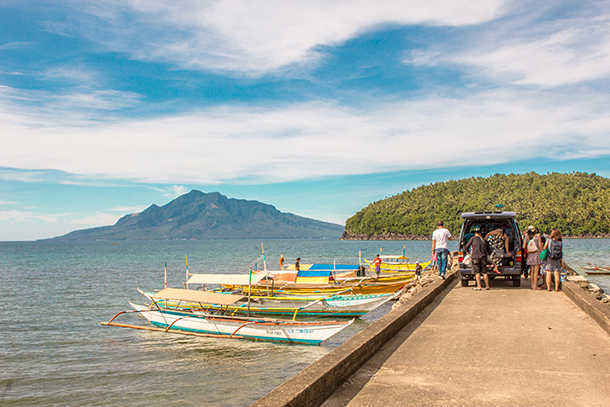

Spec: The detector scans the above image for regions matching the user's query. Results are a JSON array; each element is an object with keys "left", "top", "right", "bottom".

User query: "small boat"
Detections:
[
  {"left": 579, "top": 264, "right": 610, "bottom": 275},
  {"left": 365, "top": 255, "right": 432, "bottom": 273},
  {"left": 102, "top": 290, "right": 353, "bottom": 345}
]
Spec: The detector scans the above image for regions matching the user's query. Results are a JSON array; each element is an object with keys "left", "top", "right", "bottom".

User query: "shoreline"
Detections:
[{"left": 339, "top": 231, "right": 610, "bottom": 241}]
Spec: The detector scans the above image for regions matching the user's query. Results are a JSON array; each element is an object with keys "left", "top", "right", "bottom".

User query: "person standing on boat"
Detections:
[
  {"left": 295, "top": 257, "right": 301, "bottom": 271},
  {"left": 280, "top": 254, "right": 285, "bottom": 270},
  {"left": 372, "top": 254, "right": 382, "bottom": 278},
  {"left": 432, "top": 221, "right": 452, "bottom": 279}
]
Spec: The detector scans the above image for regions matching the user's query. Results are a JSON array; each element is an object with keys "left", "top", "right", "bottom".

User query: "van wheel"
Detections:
[
  {"left": 513, "top": 277, "right": 521, "bottom": 287},
  {"left": 461, "top": 279, "right": 469, "bottom": 287}
]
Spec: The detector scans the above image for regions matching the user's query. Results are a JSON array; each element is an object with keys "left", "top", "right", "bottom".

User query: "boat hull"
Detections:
[{"left": 129, "top": 302, "right": 352, "bottom": 345}]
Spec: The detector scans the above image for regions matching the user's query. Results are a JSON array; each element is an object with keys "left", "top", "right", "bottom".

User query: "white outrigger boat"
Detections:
[{"left": 102, "top": 288, "right": 353, "bottom": 345}]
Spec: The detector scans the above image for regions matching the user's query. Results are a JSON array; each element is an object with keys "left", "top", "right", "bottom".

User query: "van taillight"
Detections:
[
  {"left": 458, "top": 251, "right": 464, "bottom": 262},
  {"left": 516, "top": 250, "right": 522, "bottom": 262}
]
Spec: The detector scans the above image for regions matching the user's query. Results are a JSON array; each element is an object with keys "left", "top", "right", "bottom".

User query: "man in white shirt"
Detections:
[{"left": 432, "top": 221, "right": 452, "bottom": 279}]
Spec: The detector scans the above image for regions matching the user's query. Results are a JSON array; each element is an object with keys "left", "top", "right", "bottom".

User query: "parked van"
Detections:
[{"left": 458, "top": 211, "right": 523, "bottom": 287}]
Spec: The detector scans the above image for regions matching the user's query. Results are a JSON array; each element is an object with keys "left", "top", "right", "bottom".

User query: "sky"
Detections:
[{"left": 1, "top": 0, "right": 610, "bottom": 241}]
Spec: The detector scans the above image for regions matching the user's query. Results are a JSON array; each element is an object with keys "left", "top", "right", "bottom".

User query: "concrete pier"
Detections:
[
  {"left": 252, "top": 268, "right": 610, "bottom": 407},
  {"left": 322, "top": 278, "right": 610, "bottom": 406}
]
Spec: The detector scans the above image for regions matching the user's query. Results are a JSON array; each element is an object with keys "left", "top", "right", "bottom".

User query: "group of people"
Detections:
[
  {"left": 460, "top": 222, "right": 564, "bottom": 291},
  {"left": 522, "top": 226, "right": 564, "bottom": 291}
]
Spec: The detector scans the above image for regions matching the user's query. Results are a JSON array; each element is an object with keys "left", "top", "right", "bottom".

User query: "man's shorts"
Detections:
[{"left": 472, "top": 257, "right": 487, "bottom": 275}]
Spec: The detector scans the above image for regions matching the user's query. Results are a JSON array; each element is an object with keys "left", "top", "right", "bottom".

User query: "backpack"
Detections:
[
  {"left": 548, "top": 239, "right": 563, "bottom": 260},
  {"left": 527, "top": 237, "right": 538, "bottom": 253}
]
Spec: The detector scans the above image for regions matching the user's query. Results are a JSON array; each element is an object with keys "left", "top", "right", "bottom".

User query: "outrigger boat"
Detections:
[
  {"left": 579, "top": 264, "right": 610, "bottom": 275},
  {"left": 221, "top": 276, "right": 413, "bottom": 296},
  {"left": 102, "top": 288, "right": 353, "bottom": 345},
  {"left": 138, "top": 281, "right": 394, "bottom": 318}
]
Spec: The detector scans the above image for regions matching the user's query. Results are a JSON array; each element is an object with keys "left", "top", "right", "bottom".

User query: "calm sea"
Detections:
[{"left": 1, "top": 238, "right": 608, "bottom": 406}]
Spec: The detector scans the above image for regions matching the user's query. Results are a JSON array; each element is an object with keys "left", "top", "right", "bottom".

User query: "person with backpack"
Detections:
[
  {"left": 543, "top": 229, "right": 563, "bottom": 291},
  {"left": 464, "top": 225, "right": 490, "bottom": 290}
]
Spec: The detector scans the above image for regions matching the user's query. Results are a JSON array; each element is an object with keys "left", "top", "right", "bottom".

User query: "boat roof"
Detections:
[
  {"left": 379, "top": 255, "right": 409, "bottom": 260},
  {"left": 187, "top": 273, "right": 266, "bottom": 285},
  {"left": 150, "top": 287, "right": 244, "bottom": 305}
]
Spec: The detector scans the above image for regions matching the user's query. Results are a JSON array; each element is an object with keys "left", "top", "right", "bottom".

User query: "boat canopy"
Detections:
[
  {"left": 379, "top": 255, "right": 409, "bottom": 261},
  {"left": 150, "top": 287, "right": 244, "bottom": 305},
  {"left": 187, "top": 273, "right": 266, "bottom": 286}
]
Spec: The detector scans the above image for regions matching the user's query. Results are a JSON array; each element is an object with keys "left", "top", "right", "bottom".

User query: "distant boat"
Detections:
[{"left": 579, "top": 264, "right": 610, "bottom": 275}]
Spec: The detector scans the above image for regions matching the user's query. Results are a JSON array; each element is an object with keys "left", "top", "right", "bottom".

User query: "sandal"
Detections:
[{"left": 473, "top": 287, "right": 482, "bottom": 291}]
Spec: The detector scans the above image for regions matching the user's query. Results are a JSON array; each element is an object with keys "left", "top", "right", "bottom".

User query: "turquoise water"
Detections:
[{"left": 0, "top": 239, "right": 607, "bottom": 406}]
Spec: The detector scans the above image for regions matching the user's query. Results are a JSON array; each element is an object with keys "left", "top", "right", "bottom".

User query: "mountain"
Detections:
[
  {"left": 341, "top": 172, "right": 610, "bottom": 240},
  {"left": 51, "top": 190, "right": 344, "bottom": 240}
]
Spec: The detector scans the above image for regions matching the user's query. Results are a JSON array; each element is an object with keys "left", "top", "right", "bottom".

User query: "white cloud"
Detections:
[
  {"left": 407, "top": 5, "right": 610, "bottom": 87},
  {"left": 109, "top": 205, "right": 148, "bottom": 213},
  {"left": 0, "top": 210, "right": 34, "bottom": 223},
  {"left": 167, "top": 185, "right": 188, "bottom": 198},
  {"left": 0, "top": 41, "right": 31, "bottom": 50},
  {"left": 71, "top": 0, "right": 507, "bottom": 75},
  {"left": 0, "top": 167, "right": 47, "bottom": 183},
  {"left": 69, "top": 211, "right": 121, "bottom": 226},
  {"left": 1, "top": 86, "right": 609, "bottom": 185}
]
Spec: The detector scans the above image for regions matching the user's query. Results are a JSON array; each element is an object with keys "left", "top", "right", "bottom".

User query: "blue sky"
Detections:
[{"left": 1, "top": 0, "right": 610, "bottom": 241}]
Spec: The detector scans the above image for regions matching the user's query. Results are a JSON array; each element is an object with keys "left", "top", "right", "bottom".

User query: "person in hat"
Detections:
[
  {"left": 523, "top": 225, "right": 543, "bottom": 289},
  {"left": 464, "top": 224, "right": 490, "bottom": 290}
]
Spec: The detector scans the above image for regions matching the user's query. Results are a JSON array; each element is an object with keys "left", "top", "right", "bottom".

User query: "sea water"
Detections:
[{"left": 0, "top": 239, "right": 607, "bottom": 406}]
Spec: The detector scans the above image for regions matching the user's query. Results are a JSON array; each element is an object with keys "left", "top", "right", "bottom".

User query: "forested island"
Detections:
[{"left": 341, "top": 172, "right": 610, "bottom": 240}]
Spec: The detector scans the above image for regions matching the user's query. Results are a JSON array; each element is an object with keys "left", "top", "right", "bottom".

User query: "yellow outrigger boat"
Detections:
[{"left": 221, "top": 275, "right": 413, "bottom": 296}]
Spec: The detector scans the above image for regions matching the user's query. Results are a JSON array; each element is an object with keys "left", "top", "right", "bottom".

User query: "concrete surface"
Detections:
[
  {"left": 250, "top": 271, "right": 457, "bottom": 407},
  {"left": 322, "top": 278, "right": 610, "bottom": 407},
  {"left": 563, "top": 279, "right": 610, "bottom": 336}
]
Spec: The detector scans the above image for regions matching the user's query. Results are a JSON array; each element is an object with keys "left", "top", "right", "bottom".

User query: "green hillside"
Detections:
[{"left": 343, "top": 172, "right": 610, "bottom": 239}]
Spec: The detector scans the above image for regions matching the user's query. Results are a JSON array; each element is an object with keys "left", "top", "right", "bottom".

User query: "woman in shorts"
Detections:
[{"left": 543, "top": 229, "right": 563, "bottom": 291}]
